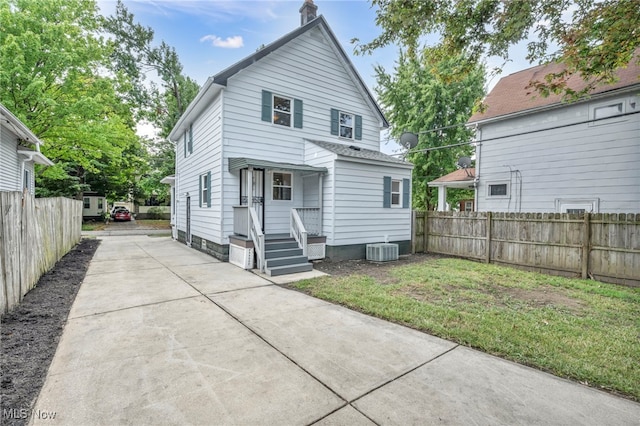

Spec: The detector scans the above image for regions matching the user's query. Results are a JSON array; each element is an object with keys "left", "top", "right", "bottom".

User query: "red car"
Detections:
[{"left": 113, "top": 209, "right": 131, "bottom": 221}]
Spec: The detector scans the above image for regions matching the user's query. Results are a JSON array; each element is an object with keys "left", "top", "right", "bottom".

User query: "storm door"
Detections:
[{"left": 240, "top": 168, "right": 265, "bottom": 231}]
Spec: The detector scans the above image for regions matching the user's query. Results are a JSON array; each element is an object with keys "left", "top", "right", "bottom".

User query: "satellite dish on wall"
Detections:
[
  {"left": 457, "top": 156, "right": 472, "bottom": 169},
  {"left": 399, "top": 132, "right": 418, "bottom": 149}
]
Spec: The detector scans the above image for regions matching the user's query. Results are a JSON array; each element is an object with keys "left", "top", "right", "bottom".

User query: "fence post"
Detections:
[
  {"left": 485, "top": 212, "right": 492, "bottom": 264},
  {"left": 582, "top": 213, "right": 590, "bottom": 279},
  {"left": 411, "top": 210, "right": 417, "bottom": 254},
  {"left": 423, "top": 211, "right": 428, "bottom": 253}
]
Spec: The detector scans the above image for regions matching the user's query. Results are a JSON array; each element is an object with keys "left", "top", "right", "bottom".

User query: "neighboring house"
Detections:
[
  {"left": 428, "top": 168, "right": 476, "bottom": 211},
  {"left": 0, "top": 103, "right": 53, "bottom": 195},
  {"left": 465, "top": 56, "right": 640, "bottom": 214},
  {"left": 165, "top": 2, "right": 413, "bottom": 275},
  {"left": 82, "top": 192, "right": 107, "bottom": 220}
]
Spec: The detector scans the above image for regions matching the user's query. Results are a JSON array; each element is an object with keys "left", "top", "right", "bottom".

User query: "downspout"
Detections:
[{"left": 473, "top": 124, "right": 481, "bottom": 211}]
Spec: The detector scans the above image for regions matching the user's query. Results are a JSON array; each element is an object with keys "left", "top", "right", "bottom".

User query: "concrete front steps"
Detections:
[{"left": 264, "top": 234, "right": 313, "bottom": 276}]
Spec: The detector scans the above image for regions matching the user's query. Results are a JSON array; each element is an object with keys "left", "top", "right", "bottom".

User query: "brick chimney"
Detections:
[{"left": 299, "top": 0, "right": 318, "bottom": 26}]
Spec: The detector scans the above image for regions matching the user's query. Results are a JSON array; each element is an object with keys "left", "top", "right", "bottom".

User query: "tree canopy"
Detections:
[
  {"left": 376, "top": 48, "right": 485, "bottom": 210},
  {"left": 360, "top": 0, "right": 640, "bottom": 98},
  {"left": 0, "top": 0, "right": 146, "bottom": 200},
  {"left": 0, "top": 0, "right": 198, "bottom": 204}
]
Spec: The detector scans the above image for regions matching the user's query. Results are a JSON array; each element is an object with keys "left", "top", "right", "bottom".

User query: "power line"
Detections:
[{"left": 393, "top": 109, "right": 640, "bottom": 156}]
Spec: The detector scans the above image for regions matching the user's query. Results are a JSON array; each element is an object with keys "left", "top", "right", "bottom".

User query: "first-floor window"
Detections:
[
  {"left": 391, "top": 179, "right": 401, "bottom": 207},
  {"left": 272, "top": 172, "right": 292, "bottom": 201},
  {"left": 83, "top": 197, "right": 90, "bottom": 209},
  {"left": 98, "top": 198, "right": 103, "bottom": 210}
]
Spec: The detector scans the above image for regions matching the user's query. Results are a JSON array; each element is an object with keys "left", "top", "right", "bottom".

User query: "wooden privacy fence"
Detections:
[
  {"left": 0, "top": 192, "right": 82, "bottom": 314},
  {"left": 412, "top": 211, "right": 640, "bottom": 287}
]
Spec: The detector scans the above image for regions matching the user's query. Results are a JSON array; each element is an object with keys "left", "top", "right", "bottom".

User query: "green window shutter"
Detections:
[
  {"left": 262, "top": 90, "right": 272, "bottom": 122},
  {"left": 383, "top": 176, "right": 391, "bottom": 208},
  {"left": 402, "top": 178, "right": 410, "bottom": 209},
  {"left": 199, "top": 175, "right": 203, "bottom": 208},
  {"left": 183, "top": 132, "right": 187, "bottom": 158},
  {"left": 206, "top": 171, "right": 212, "bottom": 207},
  {"left": 294, "top": 99, "right": 303, "bottom": 128},
  {"left": 188, "top": 124, "right": 193, "bottom": 153},
  {"left": 355, "top": 115, "right": 362, "bottom": 140},
  {"left": 330, "top": 108, "right": 339, "bottom": 135}
]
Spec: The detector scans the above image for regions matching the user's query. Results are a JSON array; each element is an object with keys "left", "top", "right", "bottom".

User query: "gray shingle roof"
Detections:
[{"left": 307, "top": 140, "right": 412, "bottom": 167}]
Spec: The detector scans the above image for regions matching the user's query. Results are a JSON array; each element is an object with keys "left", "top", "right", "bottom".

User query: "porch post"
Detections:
[
  {"left": 437, "top": 185, "right": 448, "bottom": 211},
  {"left": 318, "top": 173, "right": 323, "bottom": 235}
]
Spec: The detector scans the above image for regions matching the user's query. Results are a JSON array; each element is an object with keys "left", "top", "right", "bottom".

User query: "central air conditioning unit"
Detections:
[{"left": 366, "top": 243, "right": 399, "bottom": 262}]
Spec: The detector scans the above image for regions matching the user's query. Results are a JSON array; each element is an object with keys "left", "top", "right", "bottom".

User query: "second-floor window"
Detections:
[
  {"left": 331, "top": 109, "right": 362, "bottom": 140},
  {"left": 339, "top": 112, "right": 354, "bottom": 139},
  {"left": 273, "top": 95, "right": 291, "bottom": 127},
  {"left": 261, "top": 90, "right": 303, "bottom": 128}
]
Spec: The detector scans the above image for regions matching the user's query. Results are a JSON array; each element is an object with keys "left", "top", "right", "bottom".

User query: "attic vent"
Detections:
[
  {"left": 349, "top": 145, "right": 361, "bottom": 151},
  {"left": 366, "top": 243, "right": 399, "bottom": 262}
]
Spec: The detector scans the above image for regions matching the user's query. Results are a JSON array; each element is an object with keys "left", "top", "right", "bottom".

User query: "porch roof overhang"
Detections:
[
  {"left": 160, "top": 175, "right": 175, "bottom": 185},
  {"left": 427, "top": 168, "right": 476, "bottom": 189},
  {"left": 228, "top": 157, "right": 327, "bottom": 174}
]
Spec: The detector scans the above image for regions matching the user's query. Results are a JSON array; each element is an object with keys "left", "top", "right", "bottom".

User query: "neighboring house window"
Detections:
[
  {"left": 272, "top": 172, "right": 292, "bottom": 201},
  {"left": 83, "top": 198, "right": 90, "bottom": 209},
  {"left": 261, "top": 90, "right": 303, "bottom": 128},
  {"left": 199, "top": 172, "right": 211, "bottom": 208},
  {"left": 383, "top": 176, "right": 410, "bottom": 208},
  {"left": 23, "top": 169, "right": 30, "bottom": 191},
  {"left": 487, "top": 182, "right": 509, "bottom": 198},
  {"left": 330, "top": 109, "right": 362, "bottom": 140},
  {"left": 98, "top": 199, "right": 103, "bottom": 210},
  {"left": 556, "top": 198, "right": 599, "bottom": 214},
  {"left": 464, "top": 201, "right": 473, "bottom": 211},
  {"left": 590, "top": 100, "right": 625, "bottom": 126}
]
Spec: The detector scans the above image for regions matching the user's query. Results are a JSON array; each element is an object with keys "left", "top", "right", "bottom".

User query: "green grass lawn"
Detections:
[
  {"left": 293, "top": 258, "right": 640, "bottom": 401},
  {"left": 81, "top": 221, "right": 106, "bottom": 231}
]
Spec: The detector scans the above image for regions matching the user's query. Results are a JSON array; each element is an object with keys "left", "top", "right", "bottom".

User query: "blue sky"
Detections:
[{"left": 97, "top": 0, "right": 532, "bottom": 149}]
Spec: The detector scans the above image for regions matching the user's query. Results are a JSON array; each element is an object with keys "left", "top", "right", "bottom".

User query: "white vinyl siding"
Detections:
[
  {"left": 0, "top": 125, "right": 22, "bottom": 192},
  {"left": 175, "top": 91, "right": 224, "bottom": 244},
  {"left": 331, "top": 160, "right": 411, "bottom": 246},
  {"left": 476, "top": 92, "right": 640, "bottom": 213}
]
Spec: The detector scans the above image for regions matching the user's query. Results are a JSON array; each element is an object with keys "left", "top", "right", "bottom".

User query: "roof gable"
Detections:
[
  {"left": 469, "top": 54, "right": 640, "bottom": 123},
  {"left": 170, "top": 15, "right": 387, "bottom": 140}
]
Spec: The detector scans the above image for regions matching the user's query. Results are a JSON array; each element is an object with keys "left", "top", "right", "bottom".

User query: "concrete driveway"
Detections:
[{"left": 32, "top": 236, "right": 640, "bottom": 425}]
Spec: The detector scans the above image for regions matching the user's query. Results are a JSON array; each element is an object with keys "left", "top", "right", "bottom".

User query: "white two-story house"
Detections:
[{"left": 166, "top": 2, "right": 413, "bottom": 275}]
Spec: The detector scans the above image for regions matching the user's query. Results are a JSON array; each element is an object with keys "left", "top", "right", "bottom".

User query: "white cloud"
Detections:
[{"left": 200, "top": 34, "right": 244, "bottom": 48}]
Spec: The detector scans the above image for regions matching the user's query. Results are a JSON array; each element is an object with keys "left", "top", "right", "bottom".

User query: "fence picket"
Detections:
[
  {"left": 413, "top": 210, "right": 639, "bottom": 287},
  {"left": 0, "top": 192, "right": 81, "bottom": 314}
]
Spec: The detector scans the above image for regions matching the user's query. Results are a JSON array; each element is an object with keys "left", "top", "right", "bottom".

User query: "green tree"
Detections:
[
  {"left": 103, "top": 0, "right": 200, "bottom": 202},
  {"left": 103, "top": 0, "right": 200, "bottom": 137},
  {"left": 376, "top": 49, "right": 485, "bottom": 210},
  {"left": 0, "top": 0, "right": 145, "bottom": 199},
  {"left": 360, "top": 0, "right": 639, "bottom": 98}
]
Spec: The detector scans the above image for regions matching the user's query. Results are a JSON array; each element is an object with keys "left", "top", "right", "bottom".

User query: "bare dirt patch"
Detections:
[
  {"left": 313, "top": 253, "right": 439, "bottom": 283},
  {"left": 501, "top": 286, "right": 585, "bottom": 312},
  {"left": 1, "top": 239, "right": 99, "bottom": 426}
]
